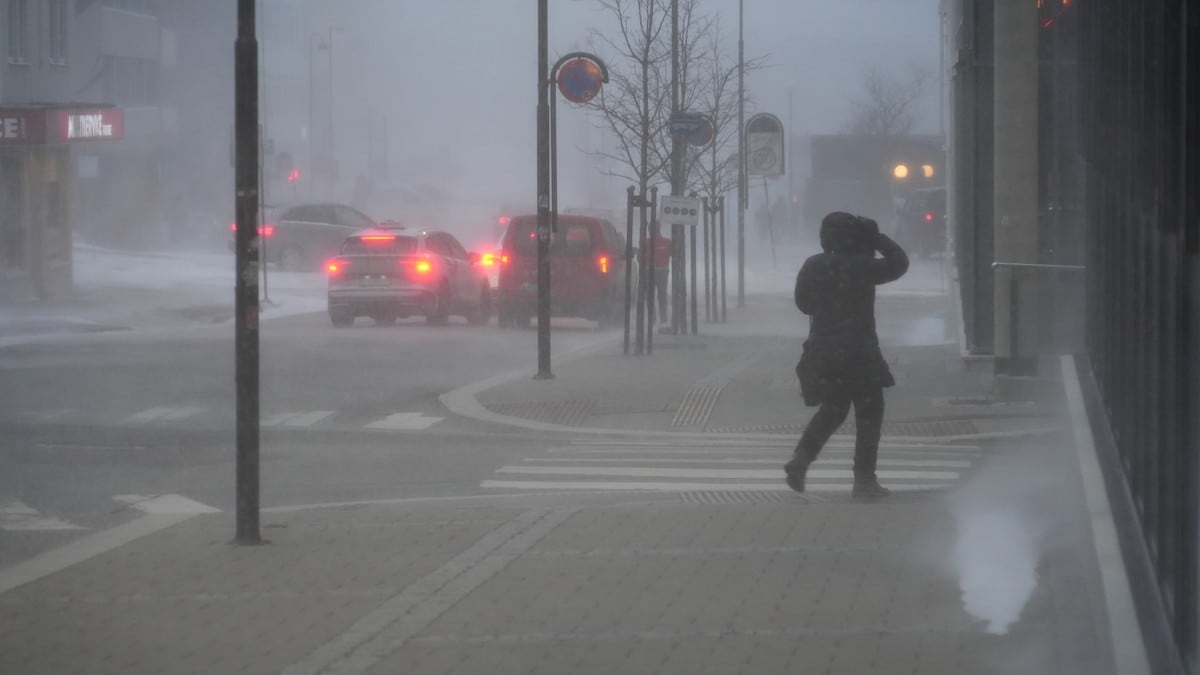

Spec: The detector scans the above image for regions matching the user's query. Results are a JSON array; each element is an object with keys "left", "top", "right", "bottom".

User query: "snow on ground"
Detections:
[{"left": 0, "top": 244, "right": 326, "bottom": 346}]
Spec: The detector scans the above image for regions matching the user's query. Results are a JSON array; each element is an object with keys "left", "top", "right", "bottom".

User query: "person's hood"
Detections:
[{"left": 819, "top": 211, "right": 875, "bottom": 254}]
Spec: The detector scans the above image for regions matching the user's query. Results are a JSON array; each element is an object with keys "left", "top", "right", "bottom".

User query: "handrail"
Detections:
[{"left": 992, "top": 261, "right": 1085, "bottom": 271}]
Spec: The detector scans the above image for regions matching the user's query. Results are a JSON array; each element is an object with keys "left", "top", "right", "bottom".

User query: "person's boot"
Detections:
[
  {"left": 784, "top": 456, "right": 812, "bottom": 493},
  {"left": 851, "top": 478, "right": 891, "bottom": 500}
]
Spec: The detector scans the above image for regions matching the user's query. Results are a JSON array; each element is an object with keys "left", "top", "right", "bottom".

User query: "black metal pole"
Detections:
[
  {"left": 673, "top": 224, "right": 684, "bottom": 334},
  {"left": 689, "top": 223, "right": 698, "bottom": 334},
  {"left": 257, "top": 122, "right": 270, "bottom": 304},
  {"left": 635, "top": 192, "right": 648, "bottom": 355},
  {"left": 551, "top": 82, "right": 558, "bottom": 237},
  {"left": 647, "top": 187, "right": 658, "bottom": 354},
  {"left": 624, "top": 186, "right": 635, "bottom": 355},
  {"left": 719, "top": 195, "right": 728, "bottom": 322},
  {"left": 737, "top": 0, "right": 746, "bottom": 309},
  {"left": 234, "top": 0, "right": 261, "bottom": 545},
  {"left": 703, "top": 197, "right": 711, "bottom": 322},
  {"left": 535, "top": 0, "right": 552, "bottom": 379},
  {"left": 647, "top": 203, "right": 658, "bottom": 335}
]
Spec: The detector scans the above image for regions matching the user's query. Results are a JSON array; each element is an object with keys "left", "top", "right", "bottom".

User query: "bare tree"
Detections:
[
  {"left": 585, "top": 0, "right": 672, "bottom": 196},
  {"left": 690, "top": 16, "right": 765, "bottom": 203},
  {"left": 845, "top": 67, "right": 930, "bottom": 136}
]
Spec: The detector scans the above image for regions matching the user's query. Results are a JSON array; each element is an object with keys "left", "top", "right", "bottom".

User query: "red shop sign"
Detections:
[
  {"left": 52, "top": 108, "right": 124, "bottom": 142},
  {"left": 0, "top": 107, "right": 123, "bottom": 145},
  {"left": 0, "top": 110, "right": 47, "bottom": 145}
]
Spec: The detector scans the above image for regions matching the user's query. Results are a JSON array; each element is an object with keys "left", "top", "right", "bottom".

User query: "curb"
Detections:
[{"left": 440, "top": 335, "right": 1063, "bottom": 443}]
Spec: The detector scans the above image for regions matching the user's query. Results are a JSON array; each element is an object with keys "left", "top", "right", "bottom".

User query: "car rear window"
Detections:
[
  {"left": 340, "top": 235, "right": 418, "bottom": 255},
  {"left": 508, "top": 220, "right": 595, "bottom": 257}
]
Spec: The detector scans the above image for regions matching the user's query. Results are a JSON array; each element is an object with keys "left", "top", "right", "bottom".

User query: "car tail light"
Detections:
[
  {"left": 597, "top": 255, "right": 609, "bottom": 274},
  {"left": 480, "top": 253, "right": 496, "bottom": 267},
  {"left": 326, "top": 259, "right": 349, "bottom": 276},
  {"left": 924, "top": 212, "right": 934, "bottom": 222},
  {"left": 415, "top": 259, "right": 432, "bottom": 274},
  {"left": 500, "top": 253, "right": 509, "bottom": 265},
  {"left": 230, "top": 222, "right": 275, "bottom": 237}
]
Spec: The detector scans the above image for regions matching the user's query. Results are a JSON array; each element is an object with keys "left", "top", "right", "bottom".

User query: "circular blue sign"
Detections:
[
  {"left": 686, "top": 116, "right": 715, "bottom": 147},
  {"left": 557, "top": 59, "right": 604, "bottom": 104}
]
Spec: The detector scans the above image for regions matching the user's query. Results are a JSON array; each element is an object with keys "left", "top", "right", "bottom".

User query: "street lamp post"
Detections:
[
  {"left": 536, "top": 0, "right": 552, "bottom": 379},
  {"left": 737, "top": 0, "right": 746, "bottom": 309},
  {"left": 233, "top": 0, "right": 261, "bottom": 546}
]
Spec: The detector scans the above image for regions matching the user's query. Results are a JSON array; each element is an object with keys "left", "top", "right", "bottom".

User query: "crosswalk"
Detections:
[
  {"left": 0, "top": 494, "right": 219, "bottom": 533},
  {"left": 0, "top": 500, "right": 86, "bottom": 531},
  {"left": 13, "top": 406, "right": 444, "bottom": 432},
  {"left": 481, "top": 437, "right": 982, "bottom": 495}
]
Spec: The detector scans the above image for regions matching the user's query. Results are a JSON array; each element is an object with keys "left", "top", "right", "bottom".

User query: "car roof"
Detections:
[{"left": 508, "top": 213, "right": 611, "bottom": 226}]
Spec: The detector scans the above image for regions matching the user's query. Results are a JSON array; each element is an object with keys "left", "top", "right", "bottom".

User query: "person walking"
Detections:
[{"left": 785, "top": 211, "right": 909, "bottom": 499}]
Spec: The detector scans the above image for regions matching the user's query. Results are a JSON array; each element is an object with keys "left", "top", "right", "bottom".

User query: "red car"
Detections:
[
  {"left": 325, "top": 228, "right": 492, "bottom": 327},
  {"left": 496, "top": 214, "right": 628, "bottom": 328}
]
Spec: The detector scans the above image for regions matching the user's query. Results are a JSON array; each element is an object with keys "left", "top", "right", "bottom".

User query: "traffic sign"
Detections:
[
  {"left": 659, "top": 195, "right": 702, "bottom": 227},
  {"left": 557, "top": 58, "right": 604, "bottom": 104},
  {"left": 686, "top": 116, "right": 715, "bottom": 147},
  {"left": 745, "top": 112, "right": 785, "bottom": 177}
]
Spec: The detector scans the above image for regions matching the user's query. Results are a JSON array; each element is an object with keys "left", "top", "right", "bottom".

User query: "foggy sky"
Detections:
[{"left": 312, "top": 0, "right": 941, "bottom": 223}]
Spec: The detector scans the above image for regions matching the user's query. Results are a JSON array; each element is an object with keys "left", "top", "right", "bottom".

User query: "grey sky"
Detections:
[{"left": 321, "top": 1, "right": 941, "bottom": 220}]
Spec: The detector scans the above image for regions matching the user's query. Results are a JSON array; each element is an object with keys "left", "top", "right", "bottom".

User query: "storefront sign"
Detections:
[
  {"left": 0, "top": 107, "right": 123, "bottom": 145},
  {"left": 55, "top": 109, "right": 124, "bottom": 142},
  {"left": 0, "top": 110, "right": 47, "bottom": 145}
]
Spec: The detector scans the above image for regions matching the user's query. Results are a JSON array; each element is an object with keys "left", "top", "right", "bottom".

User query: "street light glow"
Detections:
[{"left": 893, "top": 164, "right": 910, "bottom": 179}]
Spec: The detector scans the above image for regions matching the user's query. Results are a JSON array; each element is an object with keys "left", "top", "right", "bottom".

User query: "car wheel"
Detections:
[
  {"left": 329, "top": 308, "right": 354, "bottom": 327},
  {"left": 426, "top": 283, "right": 451, "bottom": 326},
  {"left": 467, "top": 285, "right": 491, "bottom": 326},
  {"left": 280, "top": 245, "right": 306, "bottom": 272}
]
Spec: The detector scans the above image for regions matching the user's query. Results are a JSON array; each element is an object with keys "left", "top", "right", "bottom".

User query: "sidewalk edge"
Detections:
[{"left": 1060, "top": 355, "right": 1152, "bottom": 675}]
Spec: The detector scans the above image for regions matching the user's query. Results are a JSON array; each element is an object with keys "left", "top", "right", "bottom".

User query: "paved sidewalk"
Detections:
[{"left": 0, "top": 263, "right": 1133, "bottom": 673}]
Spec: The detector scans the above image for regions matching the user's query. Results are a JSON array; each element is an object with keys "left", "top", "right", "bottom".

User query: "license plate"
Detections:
[{"left": 359, "top": 276, "right": 391, "bottom": 286}]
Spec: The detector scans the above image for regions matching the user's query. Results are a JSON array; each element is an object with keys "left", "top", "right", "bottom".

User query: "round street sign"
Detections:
[
  {"left": 686, "top": 116, "right": 715, "bottom": 147},
  {"left": 557, "top": 58, "right": 604, "bottom": 104}
]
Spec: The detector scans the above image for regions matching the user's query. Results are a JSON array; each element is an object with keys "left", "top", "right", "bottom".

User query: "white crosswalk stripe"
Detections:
[
  {"left": 262, "top": 410, "right": 335, "bottom": 428},
  {"left": 0, "top": 500, "right": 86, "bottom": 531},
  {"left": 481, "top": 438, "right": 981, "bottom": 494},
  {"left": 365, "top": 412, "right": 443, "bottom": 430},
  {"left": 121, "top": 406, "right": 204, "bottom": 425}
]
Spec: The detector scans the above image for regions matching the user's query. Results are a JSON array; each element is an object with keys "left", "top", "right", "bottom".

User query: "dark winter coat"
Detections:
[{"left": 794, "top": 212, "right": 909, "bottom": 406}]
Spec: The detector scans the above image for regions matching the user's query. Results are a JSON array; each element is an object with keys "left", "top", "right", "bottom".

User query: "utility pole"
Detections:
[
  {"left": 535, "top": 0, "right": 553, "bottom": 379},
  {"left": 670, "top": 0, "right": 685, "bottom": 334},
  {"left": 233, "top": 0, "right": 261, "bottom": 545},
  {"left": 737, "top": 0, "right": 746, "bottom": 308}
]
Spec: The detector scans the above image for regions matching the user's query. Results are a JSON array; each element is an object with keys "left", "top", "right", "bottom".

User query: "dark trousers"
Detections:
[{"left": 788, "top": 388, "right": 885, "bottom": 482}]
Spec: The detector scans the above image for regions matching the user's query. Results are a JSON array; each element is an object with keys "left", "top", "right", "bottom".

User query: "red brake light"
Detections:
[
  {"left": 361, "top": 234, "right": 396, "bottom": 243},
  {"left": 415, "top": 260, "right": 432, "bottom": 274},
  {"left": 924, "top": 212, "right": 934, "bottom": 222},
  {"left": 498, "top": 216, "right": 512, "bottom": 225},
  {"left": 480, "top": 253, "right": 496, "bottom": 267},
  {"left": 230, "top": 223, "right": 275, "bottom": 236},
  {"left": 500, "top": 253, "right": 509, "bottom": 264},
  {"left": 597, "top": 255, "right": 609, "bottom": 274},
  {"left": 326, "top": 259, "right": 348, "bottom": 276}
]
